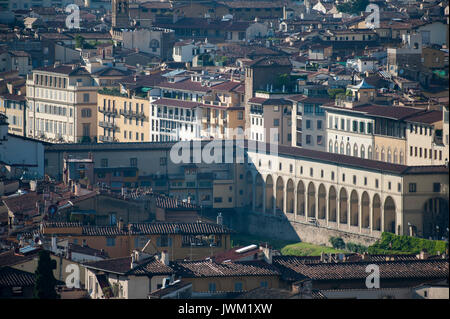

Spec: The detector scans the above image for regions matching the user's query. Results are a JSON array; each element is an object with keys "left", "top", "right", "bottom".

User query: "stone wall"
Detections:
[{"left": 215, "top": 209, "right": 379, "bottom": 247}]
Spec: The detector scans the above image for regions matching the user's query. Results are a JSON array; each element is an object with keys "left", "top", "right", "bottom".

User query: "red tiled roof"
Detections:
[
  {"left": 83, "top": 255, "right": 173, "bottom": 276},
  {"left": 404, "top": 110, "right": 442, "bottom": 124},
  {"left": 173, "top": 260, "right": 281, "bottom": 278},
  {"left": 0, "top": 267, "right": 35, "bottom": 287},
  {"left": 43, "top": 222, "right": 232, "bottom": 236},
  {"left": 210, "top": 80, "right": 242, "bottom": 92},
  {"left": 2, "top": 192, "right": 42, "bottom": 216},
  {"left": 157, "top": 79, "right": 211, "bottom": 93},
  {"left": 272, "top": 256, "right": 449, "bottom": 282}
]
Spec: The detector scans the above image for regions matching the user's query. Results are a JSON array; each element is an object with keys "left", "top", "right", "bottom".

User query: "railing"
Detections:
[
  {"left": 98, "top": 106, "right": 118, "bottom": 116},
  {"left": 120, "top": 109, "right": 146, "bottom": 119},
  {"left": 99, "top": 135, "right": 114, "bottom": 143}
]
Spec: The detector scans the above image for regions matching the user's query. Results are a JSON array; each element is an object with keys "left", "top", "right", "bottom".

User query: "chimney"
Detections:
[
  {"left": 117, "top": 218, "right": 124, "bottom": 230},
  {"left": 131, "top": 253, "right": 138, "bottom": 269},
  {"left": 51, "top": 236, "right": 57, "bottom": 252},
  {"left": 261, "top": 244, "right": 272, "bottom": 264},
  {"left": 216, "top": 212, "right": 223, "bottom": 225},
  {"left": 161, "top": 250, "right": 169, "bottom": 266},
  {"left": 418, "top": 249, "right": 429, "bottom": 260}
]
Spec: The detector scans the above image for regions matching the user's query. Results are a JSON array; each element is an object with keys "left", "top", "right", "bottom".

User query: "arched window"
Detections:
[
  {"left": 361, "top": 145, "right": 365, "bottom": 158},
  {"left": 346, "top": 142, "right": 351, "bottom": 155},
  {"left": 375, "top": 147, "right": 379, "bottom": 160},
  {"left": 329, "top": 140, "right": 333, "bottom": 153},
  {"left": 353, "top": 143, "right": 358, "bottom": 157},
  {"left": 340, "top": 142, "right": 344, "bottom": 154},
  {"left": 334, "top": 141, "right": 338, "bottom": 153},
  {"left": 387, "top": 148, "right": 392, "bottom": 163},
  {"left": 393, "top": 149, "right": 398, "bottom": 163},
  {"left": 150, "top": 39, "right": 160, "bottom": 53},
  {"left": 381, "top": 148, "right": 385, "bottom": 161},
  {"left": 368, "top": 146, "right": 372, "bottom": 159},
  {"left": 399, "top": 151, "right": 404, "bottom": 164}
]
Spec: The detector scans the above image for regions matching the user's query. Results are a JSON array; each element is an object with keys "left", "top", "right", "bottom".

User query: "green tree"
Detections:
[
  {"left": 34, "top": 250, "right": 58, "bottom": 299},
  {"left": 74, "top": 35, "right": 85, "bottom": 49},
  {"left": 337, "top": 0, "right": 369, "bottom": 15}
]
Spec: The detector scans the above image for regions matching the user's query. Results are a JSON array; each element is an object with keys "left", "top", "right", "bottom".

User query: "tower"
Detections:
[{"left": 112, "top": 0, "right": 130, "bottom": 29}]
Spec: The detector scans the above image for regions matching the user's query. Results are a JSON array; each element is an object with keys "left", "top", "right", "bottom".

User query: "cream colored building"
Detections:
[
  {"left": 26, "top": 64, "right": 130, "bottom": 143},
  {"left": 243, "top": 143, "right": 449, "bottom": 241}
]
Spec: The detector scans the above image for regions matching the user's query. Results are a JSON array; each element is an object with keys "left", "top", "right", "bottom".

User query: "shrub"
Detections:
[
  {"left": 329, "top": 236, "right": 346, "bottom": 250},
  {"left": 368, "top": 232, "right": 448, "bottom": 255}
]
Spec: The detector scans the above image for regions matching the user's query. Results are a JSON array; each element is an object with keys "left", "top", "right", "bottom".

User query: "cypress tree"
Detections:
[{"left": 34, "top": 250, "right": 58, "bottom": 299}]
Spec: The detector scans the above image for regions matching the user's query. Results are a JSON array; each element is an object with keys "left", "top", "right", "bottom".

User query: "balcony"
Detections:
[
  {"left": 99, "top": 135, "right": 115, "bottom": 143},
  {"left": 99, "top": 121, "right": 120, "bottom": 132},
  {"left": 120, "top": 109, "right": 146, "bottom": 119},
  {"left": 98, "top": 106, "right": 118, "bottom": 117}
]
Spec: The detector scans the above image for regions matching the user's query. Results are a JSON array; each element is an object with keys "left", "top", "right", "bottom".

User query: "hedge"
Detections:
[{"left": 368, "top": 232, "right": 448, "bottom": 255}]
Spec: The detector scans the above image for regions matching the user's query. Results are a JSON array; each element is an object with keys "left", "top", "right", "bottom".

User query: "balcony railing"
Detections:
[
  {"left": 99, "top": 121, "right": 120, "bottom": 132},
  {"left": 98, "top": 106, "right": 118, "bottom": 116},
  {"left": 99, "top": 135, "right": 114, "bottom": 143},
  {"left": 120, "top": 109, "right": 146, "bottom": 119}
]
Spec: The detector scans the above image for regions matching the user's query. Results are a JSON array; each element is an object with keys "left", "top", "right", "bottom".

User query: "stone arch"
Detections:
[
  {"left": 368, "top": 146, "right": 372, "bottom": 159},
  {"left": 265, "top": 175, "right": 274, "bottom": 214},
  {"left": 361, "top": 145, "right": 365, "bottom": 158},
  {"left": 255, "top": 174, "right": 264, "bottom": 212},
  {"left": 276, "top": 176, "right": 284, "bottom": 214},
  {"left": 340, "top": 142, "right": 345, "bottom": 154},
  {"left": 307, "top": 182, "right": 316, "bottom": 218},
  {"left": 339, "top": 188, "right": 348, "bottom": 224},
  {"left": 361, "top": 192, "right": 370, "bottom": 229},
  {"left": 286, "top": 179, "right": 294, "bottom": 214},
  {"left": 244, "top": 171, "right": 254, "bottom": 208},
  {"left": 422, "top": 197, "right": 449, "bottom": 239},
  {"left": 334, "top": 141, "right": 338, "bottom": 153},
  {"left": 384, "top": 196, "right": 396, "bottom": 233},
  {"left": 328, "top": 186, "right": 337, "bottom": 222},
  {"left": 373, "top": 194, "right": 381, "bottom": 231},
  {"left": 297, "top": 181, "right": 305, "bottom": 216},
  {"left": 350, "top": 190, "right": 359, "bottom": 226},
  {"left": 353, "top": 143, "right": 358, "bottom": 157},
  {"left": 318, "top": 184, "right": 326, "bottom": 219},
  {"left": 346, "top": 142, "right": 351, "bottom": 155}
]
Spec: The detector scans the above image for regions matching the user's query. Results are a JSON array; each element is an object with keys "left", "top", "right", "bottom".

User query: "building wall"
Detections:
[{"left": 183, "top": 275, "right": 280, "bottom": 294}]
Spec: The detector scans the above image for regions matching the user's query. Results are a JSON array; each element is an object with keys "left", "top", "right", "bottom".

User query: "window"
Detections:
[
  {"left": 214, "top": 197, "right": 223, "bottom": 203},
  {"left": 398, "top": 183, "right": 401, "bottom": 192},
  {"left": 83, "top": 93, "right": 89, "bottom": 102},
  {"left": 130, "top": 158, "right": 137, "bottom": 167},
  {"left": 106, "top": 237, "right": 116, "bottom": 246},
  {"left": 101, "top": 159, "right": 108, "bottom": 168},
  {"left": 409, "top": 183, "right": 417, "bottom": 193},
  {"left": 81, "top": 108, "right": 91, "bottom": 118},
  {"left": 273, "top": 119, "right": 279, "bottom": 126},
  {"left": 208, "top": 283, "right": 216, "bottom": 292},
  {"left": 388, "top": 182, "right": 391, "bottom": 190},
  {"left": 331, "top": 172, "right": 335, "bottom": 180},
  {"left": 306, "top": 120, "right": 311, "bottom": 129},
  {"left": 157, "top": 235, "right": 171, "bottom": 247},
  {"left": 375, "top": 179, "right": 379, "bottom": 188},
  {"left": 260, "top": 281, "right": 268, "bottom": 288},
  {"left": 310, "top": 168, "right": 313, "bottom": 177},
  {"left": 353, "top": 175, "right": 357, "bottom": 185},
  {"left": 342, "top": 174, "right": 345, "bottom": 182},
  {"left": 160, "top": 157, "right": 167, "bottom": 166},
  {"left": 317, "top": 120, "right": 322, "bottom": 130},
  {"left": 433, "top": 183, "right": 441, "bottom": 193}
]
